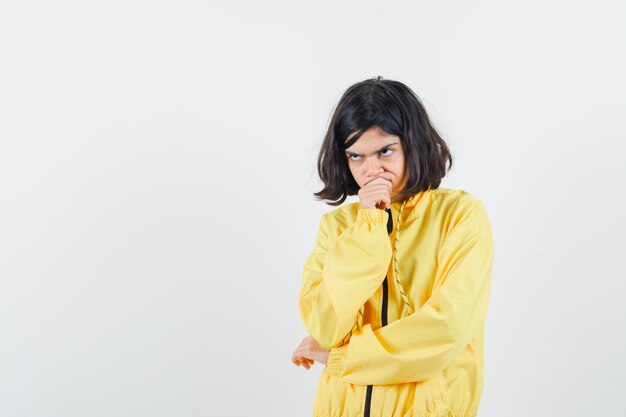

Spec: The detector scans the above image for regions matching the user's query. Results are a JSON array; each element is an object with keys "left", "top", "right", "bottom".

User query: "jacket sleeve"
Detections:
[
  {"left": 324, "top": 200, "right": 494, "bottom": 385},
  {"left": 298, "top": 208, "right": 392, "bottom": 350}
]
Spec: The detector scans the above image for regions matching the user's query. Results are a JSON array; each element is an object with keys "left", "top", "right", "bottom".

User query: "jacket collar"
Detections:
[{"left": 391, "top": 188, "right": 431, "bottom": 212}]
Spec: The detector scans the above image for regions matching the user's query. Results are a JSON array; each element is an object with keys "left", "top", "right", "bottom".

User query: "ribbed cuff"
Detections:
[
  {"left": 356, "top": 208, "right": 388, "bottom": 226},
  {"left": 325, "top": 345, "right": 348, "bottom": 378}
]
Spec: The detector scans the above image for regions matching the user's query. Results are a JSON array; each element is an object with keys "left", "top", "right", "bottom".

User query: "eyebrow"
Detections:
[{"left": 345, "top": 143, "right": 400, "bottom": 157}]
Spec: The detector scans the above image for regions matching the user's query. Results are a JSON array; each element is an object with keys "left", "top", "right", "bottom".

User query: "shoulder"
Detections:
[
  {"left": 318, "top": 201, "right": 360, "bottom": 233},
  {"left": 430, "top": 187, "right": 492, "bottom": 236},
  {"left": 430, "top": 187, "right": 487, "bottom": 214}
]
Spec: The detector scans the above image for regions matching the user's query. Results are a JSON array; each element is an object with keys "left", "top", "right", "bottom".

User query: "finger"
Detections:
[
  {"left": 364, "top": 176, "right": 388, "bottom": 185},
  {"left": 361, "top": 185, "right": 392, "bottom": 200},
  {"left": 362, "top": 184, "right": 390, "bottom": 194},
  {"left": 370, "top": 179, "right": 392, "bottom": 195},
  {"left": 292, "top": 351, "right": 304, "bottom": 364},
  {"left": 367, "top": 190, "right": 391, "bottom": 206},
  {"left": 359, "top": 188, "right": 390, "bottom": 202},
  {"left": 372, "top": 178, "right": 393, "bottom": 194},
  {"left": 366, "top": 176, "right": 393, "bottom": 189},
  {"left": 294, "top": 352, "right": 312, "bottom": 364},
  {"left": 295, "top": 355, "right": 313, "bottom": 365},
  {"left": 359, "top": 189, "right": 391, "bottom": 209}
]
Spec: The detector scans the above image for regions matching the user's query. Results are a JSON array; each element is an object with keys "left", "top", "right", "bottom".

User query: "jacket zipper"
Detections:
[{"left": 364, "top": 208, "right": 393, "bottom": 417}]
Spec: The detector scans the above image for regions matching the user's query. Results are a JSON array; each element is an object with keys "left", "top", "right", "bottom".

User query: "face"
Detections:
[{"left": 344, "top": 126, "right": 407, "bottom": 203}]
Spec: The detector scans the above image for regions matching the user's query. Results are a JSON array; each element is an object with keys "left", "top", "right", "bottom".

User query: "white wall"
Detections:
[{"left": 1, "top": 1, "right": 624, "bottom": 416}]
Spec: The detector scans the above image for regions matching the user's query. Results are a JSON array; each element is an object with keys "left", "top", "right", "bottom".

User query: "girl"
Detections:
[{"left": 291, "top": 77, "right": 494, "bottom": 417}]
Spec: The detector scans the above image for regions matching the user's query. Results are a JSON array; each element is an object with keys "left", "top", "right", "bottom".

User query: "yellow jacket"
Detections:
[{"left": 298, "top": 187, "right": 494, "bottom": 417}]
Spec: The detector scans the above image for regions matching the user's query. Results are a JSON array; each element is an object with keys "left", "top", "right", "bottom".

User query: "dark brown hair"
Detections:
[{"left": 314, "top": 76, "right": 453, "bottom": 205}]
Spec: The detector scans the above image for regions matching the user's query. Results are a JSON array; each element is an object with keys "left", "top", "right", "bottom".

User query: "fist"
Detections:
[{"left": 358, "top": 176, "right": 393, "bottom": 210}]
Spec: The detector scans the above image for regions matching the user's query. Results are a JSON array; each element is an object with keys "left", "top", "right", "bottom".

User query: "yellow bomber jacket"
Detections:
[{"left": 298, "top": 187, "right": 494, "bottom": 417}]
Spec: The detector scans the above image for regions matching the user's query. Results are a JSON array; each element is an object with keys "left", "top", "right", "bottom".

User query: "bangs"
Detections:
[{"left": 335, "top": 86, "right": 405, "bottom": 150}]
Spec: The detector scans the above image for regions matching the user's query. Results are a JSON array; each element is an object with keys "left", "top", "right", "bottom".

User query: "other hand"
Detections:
[{"left": 291, "top": 335, "right": 330, "bottom": 370}]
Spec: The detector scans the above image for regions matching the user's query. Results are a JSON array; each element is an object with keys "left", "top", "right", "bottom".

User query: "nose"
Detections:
[{"left": 364, "top": 156, "right": 384, "bottom": 177}]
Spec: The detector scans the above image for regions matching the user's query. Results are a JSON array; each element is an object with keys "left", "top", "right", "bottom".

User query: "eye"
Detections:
[
  {"left": 381, "top": 148, "right": 393, "bottom": 156},
  {"left": 348, "top": 154, "right": 361, "bottom": 161}
]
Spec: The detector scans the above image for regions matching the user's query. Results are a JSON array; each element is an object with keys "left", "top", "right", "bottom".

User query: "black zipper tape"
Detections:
[{"left": 364, "top": 208, "right": 393, "bottom": 417}]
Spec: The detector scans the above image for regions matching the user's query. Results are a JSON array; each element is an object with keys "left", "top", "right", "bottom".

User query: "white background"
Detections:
[{"left": 1, "top": 1, "right": 625, "bottom": 416}]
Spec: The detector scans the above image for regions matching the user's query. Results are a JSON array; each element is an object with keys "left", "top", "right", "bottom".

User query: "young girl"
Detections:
[{"left": 291, "top": 77, "right": 494, "bottom": 417}]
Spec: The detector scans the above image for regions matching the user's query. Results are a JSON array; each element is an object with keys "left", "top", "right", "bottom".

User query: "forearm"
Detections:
[{"left": 299, "top": 208, "right": 392, "bottom": 349}]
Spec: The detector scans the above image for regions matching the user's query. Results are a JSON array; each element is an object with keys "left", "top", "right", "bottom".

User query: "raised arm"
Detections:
[
  {"left": 324, "top": 200, "right": 494, "bottom": 385},
  {"left": 298, "top": 208, "right": 392, "bottom": 350}
]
